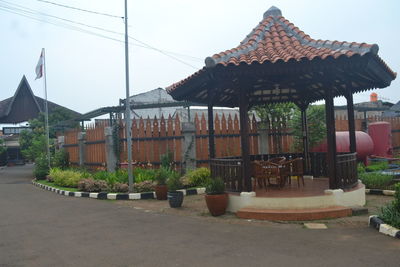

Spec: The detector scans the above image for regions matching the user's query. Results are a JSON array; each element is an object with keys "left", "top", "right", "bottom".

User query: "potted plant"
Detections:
[
  {"left": 167, "top": 173, "right": 183, "bottom": 208},
  {"left": 205, "top": 177, "right": 228, "bottom": 216},
  {"left": 154, "top": 168, "right": 168, "bottom": 200}
]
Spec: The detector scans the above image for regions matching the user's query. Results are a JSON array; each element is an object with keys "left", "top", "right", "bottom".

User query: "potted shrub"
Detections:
[
  {"left": 167, "top": 173, "right": 183, "bottom": 208},
  {"left": 205, "top": 177, "right": 228, "bottom": 216},
  {"left": 154, "top": 168, "right": 168, "bottom": 200}
]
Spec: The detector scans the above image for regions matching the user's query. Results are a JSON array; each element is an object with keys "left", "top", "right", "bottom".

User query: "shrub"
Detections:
[
  {"left": 379, "top": 183, "right": 400, "bottom": 228},
  {"left": 161, "top": 150, "right": 173, "bottom": 169},
  {"left": 167, "top": 174, "right": 182, "bottom": 192},
  {"left": 133, "top": 180, "right": 156, "bottom": 193},
  {"left": 77, "top": 178, "right": 109, "bottom": 192},
  {"left": 78, "top": 178, "right": 95, "bottom": 192},
  {"left": 154, "top": 167, "right": 170, "bottom": 185},
  {"left": 115, "top": 169, "right": 129, "bottom": 183},
  {"left": 365, "top": 161, "right": 388, "bottom": 172},
  {"left": 182, "top": 168, "right": 211, "bottom": 187},
  {"left": 379, "top": 203, "right": 400, "bottom": 229},
  {"left": 357, "top": 163, "right": 365, "bottom": 174},
  {"left": 133, "top": 168, "right": 156, "bottom": 183},
  {"left": 205, "top": 177, "right": 225, "bottom": 195},
  {"left": 359, "top": 172, "right": 394, "bottom": 190},
  {"left": 93, "top": 171, "right": 110, "bottom": 181},
  {"left": 394, "top": 183, "right": 400, "bottom": 210},
  {"left": 51, "top": 169, "right": 82, "bottom": 188},
  {"left": 113, "top": 182, "right": 129, "bottom": 193},
  {"left": 52, "top": 149, "right": 69, "bottom": 169},
  {"left": 33, "top": 154, "right": 49, "bottom": 179}
]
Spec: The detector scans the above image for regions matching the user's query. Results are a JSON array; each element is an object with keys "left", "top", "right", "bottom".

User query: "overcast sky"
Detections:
[{"left": 1, "top": 0, "right": 399, "bottom": 116}]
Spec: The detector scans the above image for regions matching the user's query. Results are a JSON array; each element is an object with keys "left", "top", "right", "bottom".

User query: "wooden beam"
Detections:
[
  {"left": 345, "top": 89, "right": 357, "bottom": 153},
  {"left": 325, "top": 87, "right": 338, "bottom": 189},
  {"left": 299, "top": 104, "right": 311, "bottom": 174},
  {"left": 208, "top": 88, "right": 216, "bottom": 159},
  {"left": 239, "top": 87, "right": 251, "bottom": 192}
]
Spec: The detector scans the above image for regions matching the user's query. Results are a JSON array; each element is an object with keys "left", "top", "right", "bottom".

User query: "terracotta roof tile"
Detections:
[{"left": 167, "top": 6, "right": 396, "bottom": 93}]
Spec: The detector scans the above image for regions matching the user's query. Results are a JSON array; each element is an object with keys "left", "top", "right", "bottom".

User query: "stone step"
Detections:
[{"left": 236, "top": 206, "right": 352, "bottom": 221}]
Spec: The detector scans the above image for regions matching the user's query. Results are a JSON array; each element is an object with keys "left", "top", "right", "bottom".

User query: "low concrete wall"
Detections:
[{"left": 227, "top": 182, "right": 366, "bottom": 212}]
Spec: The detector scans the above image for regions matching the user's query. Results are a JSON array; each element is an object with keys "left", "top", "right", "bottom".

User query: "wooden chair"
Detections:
[
  {"left": 263, "top": 161, "right": 284, "bottom": 188},
  {"left": 251, "top": 161, "right": 268, "bottom": 191},
  {"left": 287, "top": 157, "right": 305, "bottom": 187},
  {"left": 269, "top": 157, "right": 286, "bottom": 164}
]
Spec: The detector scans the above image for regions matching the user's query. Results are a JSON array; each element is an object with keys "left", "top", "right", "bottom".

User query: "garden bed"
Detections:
[
  {"left": 368, "top": 183, "right": 400, "bottom": 239},
  {"left": 33, "top": 179, "right": 205, "bottom": 200}
]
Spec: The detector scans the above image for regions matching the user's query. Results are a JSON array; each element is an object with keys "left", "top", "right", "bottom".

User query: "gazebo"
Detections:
[{"left": 167, "top": 7, "right": 396, "bottom": 203}]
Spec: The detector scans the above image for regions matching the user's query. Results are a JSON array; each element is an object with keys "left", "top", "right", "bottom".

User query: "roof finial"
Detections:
[{"left": 263, "top": 6, "right": 282, "bottom": 18}]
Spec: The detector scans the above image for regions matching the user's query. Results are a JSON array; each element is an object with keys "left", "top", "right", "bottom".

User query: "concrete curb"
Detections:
[
  {"left": 369, "top": 215, "right": 400, "bottom": 239},
  {"left": 365, "top": 189, "right": 395, "bottom": 196},
  {"left": 32, "top": 180, "right": 205, "bottom": 200}
]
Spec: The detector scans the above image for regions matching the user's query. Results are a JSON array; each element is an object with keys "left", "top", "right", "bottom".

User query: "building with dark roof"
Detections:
[{"left": 0, "top": 75, "right": 80, "bottom": 124}]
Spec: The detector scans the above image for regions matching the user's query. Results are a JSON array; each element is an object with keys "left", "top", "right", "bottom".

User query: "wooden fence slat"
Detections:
[
  {"left": 175, "top": 114, "right": 182, "bottom": 163},
  {"left": 152, "top": 116, "right": 160, "bottom": 163},
  {"left": 138, "top": 117, "right": 146, "bottom": 163}
]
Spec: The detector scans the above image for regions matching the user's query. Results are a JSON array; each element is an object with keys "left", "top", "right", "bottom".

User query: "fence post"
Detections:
[
  {"left": 56, "top": 136, "right": 65, "bottom": 151},
  {"left": 257, "top": 123, "right": 269, "bottom": 155},
  {"left": 182, "top": 122, "right": 196, "bottom": 172},
  {"left": 78, "top": 132, "right": 86, "bottom": 167},
  {"left": 104, "top": 126, "right": 117, "bottom": 172}
]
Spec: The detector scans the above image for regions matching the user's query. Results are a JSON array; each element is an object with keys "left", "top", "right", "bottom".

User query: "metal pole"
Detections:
[
  {"left": 42, "top": 48, "right": 51, "bottom": 168},
  {"left": 124, "top": 0, "right": 134, "bottom": 192}
]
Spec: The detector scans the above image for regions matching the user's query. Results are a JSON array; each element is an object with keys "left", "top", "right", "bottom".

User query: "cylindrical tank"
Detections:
[
  {"left": 311, "top": 131, "right": 374, "bottom": 161},
  {"left": 368, "top": 122, "right": 392, "bottom": 157}
]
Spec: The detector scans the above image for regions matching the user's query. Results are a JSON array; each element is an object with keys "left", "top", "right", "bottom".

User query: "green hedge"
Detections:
[{"left": 359, "top": 172, "right": 394, "bottom": 190}]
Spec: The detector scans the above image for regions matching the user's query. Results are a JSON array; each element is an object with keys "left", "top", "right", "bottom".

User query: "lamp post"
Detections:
[{"left": 124, "top": 0, "right": 133, "bottom": 192}]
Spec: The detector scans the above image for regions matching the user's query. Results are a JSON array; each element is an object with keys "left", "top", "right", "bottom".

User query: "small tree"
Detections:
[
  {"left": 290, "top": 104, "right": 326, "bottom": 150},
  {"left": 252, "top": 103, "right": 296, "bottom": 153}
]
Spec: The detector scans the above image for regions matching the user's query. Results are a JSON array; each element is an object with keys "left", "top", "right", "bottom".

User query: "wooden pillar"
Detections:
[
  {"left": 208, "top": 89, "right": 215, "bottom": 160},
  {"left": 239, "top": 88, "right": 251, "bottom": 192},
  {"left": 346, "top": 92, "right": 357, "bottom": 153},
  {"left": 300, "top": 104, "right": 311, "bottom": 174},
  {"left": 325, "top": 88, "right": 338, "bottom": 189}
]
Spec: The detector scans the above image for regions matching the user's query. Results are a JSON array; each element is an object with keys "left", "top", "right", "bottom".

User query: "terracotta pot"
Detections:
[
  {"left": 155, "top": 185, "right": 168, "bottom": 200},
  {"left": 205, "top": 193, "right": 228, "bottom": 216},
  {"left": 168, "top": 191, "right": 184, "bottom": 208}
]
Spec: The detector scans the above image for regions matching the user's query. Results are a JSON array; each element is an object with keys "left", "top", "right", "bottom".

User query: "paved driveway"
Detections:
[{"left": 0, "top": 165, "right": 399, "bottom": 267}]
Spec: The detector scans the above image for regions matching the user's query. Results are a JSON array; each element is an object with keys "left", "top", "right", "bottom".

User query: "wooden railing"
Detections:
[
  {"left": 210, "top": 158, "right": 243, "bottom": 192},
  {"left": 210, "top": 152, "right": 358, "bottom": 192},
  {"left": 336, "top": 152, "right": 358, "bottom": 189}
]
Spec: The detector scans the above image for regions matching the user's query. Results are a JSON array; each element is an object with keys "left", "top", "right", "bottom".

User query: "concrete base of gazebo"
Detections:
[{"left": 227, "top": 179, "right": 365, "bottom": 220}]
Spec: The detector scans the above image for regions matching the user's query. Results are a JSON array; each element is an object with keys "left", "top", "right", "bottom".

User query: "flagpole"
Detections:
[
  {"left": 42, "top": 48, "right": 51, "bottom": 168},
  {"left": 124, "top": 0, "right": 134, "bottom": 192}
]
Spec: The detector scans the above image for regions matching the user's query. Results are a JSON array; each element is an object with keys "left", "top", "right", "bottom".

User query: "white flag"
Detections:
[{"left": 35, "top": 48, "right": 44, "bottom": 80}]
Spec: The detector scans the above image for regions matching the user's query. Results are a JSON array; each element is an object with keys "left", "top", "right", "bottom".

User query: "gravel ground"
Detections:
[{"left": 115, "top": 193, "right": 394, "bottom": 229}]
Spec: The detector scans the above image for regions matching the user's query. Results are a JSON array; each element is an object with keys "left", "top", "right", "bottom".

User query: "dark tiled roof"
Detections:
[
  {"left": 167, "top": 6, "right": 396, "bottom": 93},
  {"left": 0, "top": 76, "right": 81, "bottom": 123},
  {"left": 0, "top": 97, "right": 12, "bottom": 118}
]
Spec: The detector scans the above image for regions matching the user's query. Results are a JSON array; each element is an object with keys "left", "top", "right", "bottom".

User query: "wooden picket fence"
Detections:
[
  {"left": 194, "top": 113, "right": 259, "bottom": 167},
  {"left": 85, "top": 122, "right": 107, "bottom": 168},
  {"left": 119, "top": 115, "right": 183, "bottom": 167},
  {"left": 61, "top": 113, "right": 400, "bottom": 169},
  {"left": 63, "top": 127, "right": 79, "bottom": 165}
]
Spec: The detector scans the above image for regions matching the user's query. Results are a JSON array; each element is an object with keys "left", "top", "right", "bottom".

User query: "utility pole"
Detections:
[{"left": 124, "top": 0, "right": 134, "bottom": 192}]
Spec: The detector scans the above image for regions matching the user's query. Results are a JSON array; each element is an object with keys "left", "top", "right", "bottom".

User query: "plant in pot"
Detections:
[
  {"left": 205, "top": 177, "right": 228, "bottom": 216},
  {"left": 154, "top": 168, "right": 169, "bottom": 200},
  {"left": 167, "top": 172, "right": 183, "bottom": 208}
]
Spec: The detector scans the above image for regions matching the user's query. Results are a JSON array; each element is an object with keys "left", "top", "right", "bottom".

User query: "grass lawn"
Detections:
[{"left": 36, "top": 180, "right": 79, "bottom": 192}]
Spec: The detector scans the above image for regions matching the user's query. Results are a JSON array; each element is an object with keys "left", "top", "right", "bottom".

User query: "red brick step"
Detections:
[{"left": 236, "top": 206, "right": 352, "bottom": 221}]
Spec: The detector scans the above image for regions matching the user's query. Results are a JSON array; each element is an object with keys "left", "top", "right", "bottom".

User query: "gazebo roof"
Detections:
[{"left": 167, "top": 6, "right": 396, "bottom": 107}]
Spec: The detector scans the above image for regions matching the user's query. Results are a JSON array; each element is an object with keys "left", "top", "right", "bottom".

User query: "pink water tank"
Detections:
[
  {"left": 311, "top": 131, "right": 374, "bottom": 161},
  {"left": 368, "top": 122, "right": 392, "bottom": 157}
]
